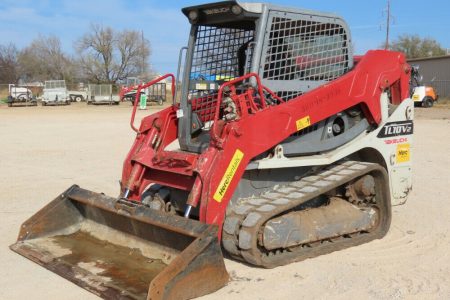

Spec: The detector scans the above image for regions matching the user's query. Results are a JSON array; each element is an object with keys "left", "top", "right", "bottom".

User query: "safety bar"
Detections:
[
  {"left": 211, "top": 73, "right": 284, "bottom": 143},
  {"left": 175, "top": 47, "right": 188, "bottom": 102},
  {"left": 130, "top": 74, "right": 176, "bottom": 133}
]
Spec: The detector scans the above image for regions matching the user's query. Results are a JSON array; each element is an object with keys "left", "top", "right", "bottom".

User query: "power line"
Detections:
[
  {"left": 382, "top": 0, "right": 395, "bottom": 49},
  {"left": 385, "top": 0, "right": 390, "bottom": 49}
]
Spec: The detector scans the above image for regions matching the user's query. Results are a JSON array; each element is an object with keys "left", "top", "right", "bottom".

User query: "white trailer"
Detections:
[
  {"left": 7, "top": 84, "right": 37, "bottom": 107},
  {"left": 87, "top": 84, "right": 119, "bottom": 105},
  {"left": 42, "top": 80, "right": 70, "bottom": 106}
]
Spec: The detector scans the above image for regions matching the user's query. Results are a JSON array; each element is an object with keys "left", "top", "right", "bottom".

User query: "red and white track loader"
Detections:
[{"left": 11, "top": 1, "right": 414, "bottom": 299}]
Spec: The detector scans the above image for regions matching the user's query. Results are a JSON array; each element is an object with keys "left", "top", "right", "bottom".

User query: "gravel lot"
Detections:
[{"left": 0, "top": 103, "right": 449, "bottom": 299}]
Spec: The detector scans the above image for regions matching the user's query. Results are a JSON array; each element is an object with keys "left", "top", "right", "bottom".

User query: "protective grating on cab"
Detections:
[
  {"left": 189, "top": 26, "right": 254, "bottom": 129},
  {"left": 262, "top": 15, "right": 351, "bottom": 100}
]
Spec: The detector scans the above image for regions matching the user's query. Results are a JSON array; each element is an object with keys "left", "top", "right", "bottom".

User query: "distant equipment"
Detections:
[
  {"left": 147, "top": 82, "right": 166, "bottom": 105},
  {"left": 87, "top": 84, "right": 120, "bottom": 105},
  {"left": 42, "top": 80, "right": 70, "bottom": 106},
  {"left": 7, "top": 84, "right": 37, "bottom": 107},
  {"left": 120, "top": 79, "right": 167, "bottom": 106},
  {"left": 68, "top": 84, "right": 88, "bottom": 102},
  {"left": 410, "top": 66, "right": 438, "bottom": 108}
]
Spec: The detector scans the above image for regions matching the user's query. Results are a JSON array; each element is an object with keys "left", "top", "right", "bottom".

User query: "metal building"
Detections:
[{"left": 408, "top": 55, "right": 450, "bottom": 98}]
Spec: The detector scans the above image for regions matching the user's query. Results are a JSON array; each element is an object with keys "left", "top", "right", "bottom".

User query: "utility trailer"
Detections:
[
  {"left": 6, "top": 84, "right": 37, "bottom": 107},
  {"left": 11, "top": 2, "right": 414, "bottom": 299},
  {"left": 146, "top": 82, "right": 166, "bottom": 105},
  {"left": 41, "top": 80, "right": 70, "bottom": 106},
  {"left": 120, "top": 78, "right": 167, "bottom": 106},
  {"left": 119, "top": 77, "right": 142, "bottom": 102},
  {"left": 87, "top": 84, "right": 120, "bottom": 105}
]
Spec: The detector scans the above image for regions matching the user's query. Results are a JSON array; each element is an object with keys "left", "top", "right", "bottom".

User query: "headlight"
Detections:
[
  {"left": 231, "top": 5, "right": 243, "bottom": 15},
  {"left": 188, "top": 10, "right": 199, "bottom": 22}
]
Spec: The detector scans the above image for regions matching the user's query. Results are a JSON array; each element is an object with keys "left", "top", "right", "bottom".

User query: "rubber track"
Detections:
[{"left": 222, "top": 160, "right": 391, "bottom": 268}]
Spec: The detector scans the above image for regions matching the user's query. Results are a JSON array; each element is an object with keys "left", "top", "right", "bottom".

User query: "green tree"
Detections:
[{"left": 387, "top": 34, "right": 446, "bottom": 58}]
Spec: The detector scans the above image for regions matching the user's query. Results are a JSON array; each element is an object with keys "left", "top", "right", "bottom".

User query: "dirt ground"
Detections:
[{"left": 0, "top": 103, "right": 449, "bottom": 300}]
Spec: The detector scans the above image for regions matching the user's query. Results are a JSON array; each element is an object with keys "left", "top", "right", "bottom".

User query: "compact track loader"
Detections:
[{"left": 11, "top": 1, "right": 414, "bottom": 299}]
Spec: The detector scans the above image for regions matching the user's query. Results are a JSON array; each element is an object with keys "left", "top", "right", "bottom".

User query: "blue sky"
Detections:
[{"left": 1, "top": 0, "right": 449, "bottom": 74}]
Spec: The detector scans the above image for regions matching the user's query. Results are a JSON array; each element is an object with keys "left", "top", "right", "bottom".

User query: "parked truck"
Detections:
[{"left": 68, "top": 89, "right": 88, "bottom": 102}]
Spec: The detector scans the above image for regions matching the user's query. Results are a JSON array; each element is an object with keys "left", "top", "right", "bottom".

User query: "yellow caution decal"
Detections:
[
  {"left": 296, "top": 116, "right": 311, "bottom": 131},
  {"left": 195, "top": 83, "right": 208, "bottom": 90},
  {"left": 396, "top": 143, "right": 410, "bottom": 163},
  {"left": 213, "top": 149, "right": 244, "bottom": 202}
]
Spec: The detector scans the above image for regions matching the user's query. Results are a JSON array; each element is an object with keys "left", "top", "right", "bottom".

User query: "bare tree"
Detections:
[
  {"left": 0, "top": 43, "right": 20, "bottom": 84},
  {"left": 18, "top": 35, "right": 74, "bottom": 82},
  {"left": 76, "top": 24, "right": 114, "bottom": 83},
  {"left": 76, "top": 24, "right": 151, "bottom": 83},
  {"left": 387, "top": 34, "right": 446, "bottom": 58}
]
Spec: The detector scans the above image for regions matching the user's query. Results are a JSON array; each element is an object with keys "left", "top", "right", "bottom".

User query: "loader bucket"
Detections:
[{"left": 10, "top": 185, "right": 229, "bottom": 300}]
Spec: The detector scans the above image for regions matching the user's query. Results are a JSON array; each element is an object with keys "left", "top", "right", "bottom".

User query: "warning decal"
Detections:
[{"left": 213, "top": 149, "right": 244, "bottom": 202}]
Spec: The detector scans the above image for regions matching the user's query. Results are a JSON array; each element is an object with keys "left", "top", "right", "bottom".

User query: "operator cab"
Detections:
[{"left": 178, "top": 1, "right": 353, "bottom": 153}]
